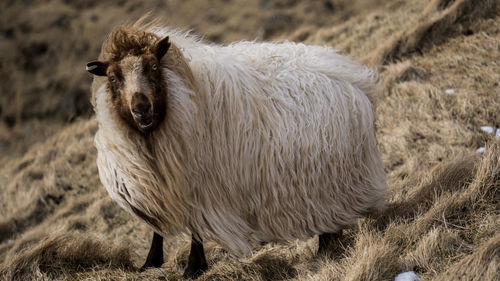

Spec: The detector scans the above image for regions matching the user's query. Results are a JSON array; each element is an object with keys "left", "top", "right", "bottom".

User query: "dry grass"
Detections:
[
  {"left": 1, "top": 0, "right": 499, "bottom": 280},
  {"left": 2, "top": 233, "right": 134, "bottom": 281}
]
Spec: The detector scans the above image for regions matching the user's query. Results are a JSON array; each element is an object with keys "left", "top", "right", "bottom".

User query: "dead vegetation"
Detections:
[
  {"left": 2, "top": 233, "right": 134, "bottom": 280},
  {"left": 0, "top": 0, "right": 499, "bottom": 280},
  {"left": 366, "top": 0, "right": 499, "bottom": 65}
]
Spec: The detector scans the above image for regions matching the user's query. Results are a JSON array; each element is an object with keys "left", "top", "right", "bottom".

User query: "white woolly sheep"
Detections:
[{"left": 86, "top": 21, "right": 387, "bottom": 278}]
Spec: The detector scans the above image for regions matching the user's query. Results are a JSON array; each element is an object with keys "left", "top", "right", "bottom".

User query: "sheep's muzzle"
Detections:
[{"left": 131, "top": 92, "right": 155, "bottom": 132}]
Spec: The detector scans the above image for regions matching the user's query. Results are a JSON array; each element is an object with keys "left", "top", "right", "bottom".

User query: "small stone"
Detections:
[
  {"left": 395, "top": 271, "right": 420, "bottom": 281},
  {"left": 480, "top": 126, "right": 494, "bottom": 134}
]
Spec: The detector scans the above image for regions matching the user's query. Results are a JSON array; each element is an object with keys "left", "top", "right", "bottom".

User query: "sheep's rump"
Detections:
[{"left": 94, "top": 29, "right": 387, "bottom": 256}]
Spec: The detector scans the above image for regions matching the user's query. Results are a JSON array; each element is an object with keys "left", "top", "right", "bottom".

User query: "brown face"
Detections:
[{"left": 86, "top": 36, "right": 170, "bottom": 134}]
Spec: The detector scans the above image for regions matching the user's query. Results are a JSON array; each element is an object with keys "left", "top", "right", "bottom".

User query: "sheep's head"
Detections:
[{"left": 86, "top": 30, "right": 170, "bottom": 134}]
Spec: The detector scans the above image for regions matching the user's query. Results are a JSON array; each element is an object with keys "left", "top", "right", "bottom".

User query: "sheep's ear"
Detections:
[
  {"left": 153, "top": 36, "right": 170, "bottom": 60},
  {"left": 86, "top": 61, "right": 109, "bottom": 76}
]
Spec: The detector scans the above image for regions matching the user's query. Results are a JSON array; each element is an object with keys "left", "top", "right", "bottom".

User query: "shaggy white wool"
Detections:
[{"left": 93, "top": 25, "right": 387, "bottom": 256}]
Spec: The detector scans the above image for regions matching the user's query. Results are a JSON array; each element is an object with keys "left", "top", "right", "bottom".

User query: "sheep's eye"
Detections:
[
  {"left": 152, "top": 63, "right": 157, "bottom": 71},
  {"left": 109, "top": 76, "right": 116, "bottom": 83}
]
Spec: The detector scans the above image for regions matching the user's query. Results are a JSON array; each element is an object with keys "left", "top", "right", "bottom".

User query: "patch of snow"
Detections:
[
  {"left": 444, "top": 89, "right": 455, "bottom": 94},
  {"left": 480, "top": 126, "right": 494, "bottom": 134},
  {"left": 395, "top": 271, "right": 420, "bottom": 281},
  {"left": 496, "top": 128, "right": 500, "bottom": 140},
  {"left": 477, "top": 147, "right": 485, "bottom": 153}
]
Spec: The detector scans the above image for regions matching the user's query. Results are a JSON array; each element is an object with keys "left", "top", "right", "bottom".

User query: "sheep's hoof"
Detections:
[
  {"left": 183, "top": 234, "right": 208, "bottom": 279},
  {"left": 139, "top": 260, "right": 163, "bottom": 272},
  {"left": 139, "top": 232, "right": 164, "bottom": 271},
  {"left": 139, "top": 253, "right": 163, "bottom": 271},
  {"left": 182, "top": 263, "right": 207, "bottom": 279},
  {"left": 317, "top": 230, "right": 343, "bottom": 257}
]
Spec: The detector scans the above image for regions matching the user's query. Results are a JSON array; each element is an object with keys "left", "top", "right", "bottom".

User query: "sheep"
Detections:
[{"left": 86, "top": 20, "right": 387, "bottom": 278}]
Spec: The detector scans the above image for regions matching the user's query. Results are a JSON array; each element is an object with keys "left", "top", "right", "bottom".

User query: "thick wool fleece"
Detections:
[{"left": 92, "top": 25, "right": 387, "bottom": 256}]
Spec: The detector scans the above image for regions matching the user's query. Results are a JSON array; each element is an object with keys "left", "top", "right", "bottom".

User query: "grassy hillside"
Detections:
[
  {"left": 0, "top": 0, "right": 499, "bottom": 280},
  {"left": 0, "top": 0, "right": 385, "bottom": 161}
]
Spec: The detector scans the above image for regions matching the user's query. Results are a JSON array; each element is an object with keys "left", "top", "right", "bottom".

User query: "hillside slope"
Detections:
[
  {"left": 1, "top": 0, "right": 499, "bottom": 280},
  {"left": 0, "top": 0, "right": 385, "bottom": 162}
]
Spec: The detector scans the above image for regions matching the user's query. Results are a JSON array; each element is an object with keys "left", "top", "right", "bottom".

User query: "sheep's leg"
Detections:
[
  {"left": 183, "top": 235, "right": 208, "bottom": 279},
  {"left": 140, "top": 232, "right": 164, "bottom": 271},
  {"left": 318, "top": 230, "right": 343, "bottom": 257}
]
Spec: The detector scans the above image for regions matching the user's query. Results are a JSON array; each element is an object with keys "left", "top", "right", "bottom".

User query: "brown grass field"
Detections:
[{"left": 0, "top": 0, "right": 499, "bottom": 280}]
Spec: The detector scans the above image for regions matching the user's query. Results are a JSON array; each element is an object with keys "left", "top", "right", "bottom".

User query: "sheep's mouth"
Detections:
[{"left": 133, "top": 114, "right": 156, "bottom": 132}]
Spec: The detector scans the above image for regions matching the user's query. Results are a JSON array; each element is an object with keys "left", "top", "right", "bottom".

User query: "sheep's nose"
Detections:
[{"left": 131, "top": 93, "right": 151, "bottom": 117}]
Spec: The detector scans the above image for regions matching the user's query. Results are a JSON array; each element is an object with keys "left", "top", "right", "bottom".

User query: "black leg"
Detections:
[
  {"left": 140, "top": 232, "right": 164, "bottom": 271},
  {"left": 318, "top": 229, "right": 343, "bottom": 257},
  {"left": 183, "top": 234, "right": 208, "bottom": 279}
]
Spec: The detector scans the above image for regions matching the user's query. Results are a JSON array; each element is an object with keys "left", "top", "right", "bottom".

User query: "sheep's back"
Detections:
[{"left": 176, "top": 41, "right": 386, "bottom": 255}]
